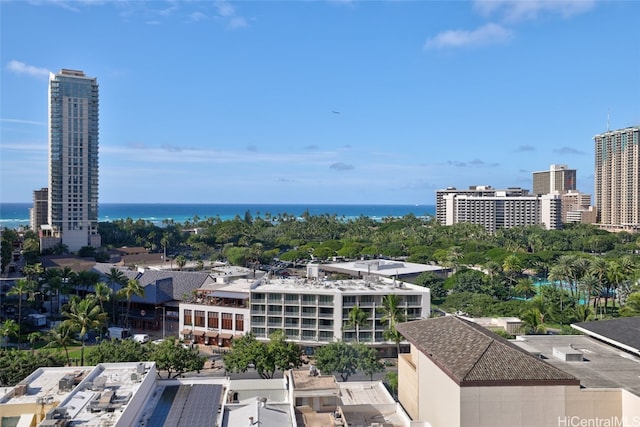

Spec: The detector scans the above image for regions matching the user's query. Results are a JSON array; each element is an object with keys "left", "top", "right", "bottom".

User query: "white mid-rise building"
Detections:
[
  {"left": 441, "top": 189, "right": 562, "bottom": 233},
  {"left": 249, "top": 274, "right": 430, "bottom": 356}
]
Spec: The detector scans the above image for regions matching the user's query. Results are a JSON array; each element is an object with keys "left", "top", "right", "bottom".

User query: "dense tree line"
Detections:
[
  {"left": 4, "top": 213, "right": 640, "bottom": 336},
  {"left": 98, "top": 215, "right": 640, "bottom": 328}
]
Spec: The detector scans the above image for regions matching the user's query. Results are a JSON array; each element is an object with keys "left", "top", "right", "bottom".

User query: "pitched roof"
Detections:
[
  {"left": 41, "top": 255, "right": 96, "bottom": 272},
  {"left": 396, "top": 316, "right": 579, "bottom": 387},
  {"left": 572, "top": 317, "right": 640, "bottom": 356},
  {"left": 92, "top": 264, "right": 214, "bottom": 303}
]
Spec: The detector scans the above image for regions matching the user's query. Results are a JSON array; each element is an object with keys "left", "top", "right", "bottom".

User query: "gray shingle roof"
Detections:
[
  {"left": 573, "top": 317, "right": 640, "bottom": 355},
  {"left": 396, "top": 316, "right": 579, "bottom": 386},
  {"left": 92, "top": 264, "right": 214, "bottom": 304}
]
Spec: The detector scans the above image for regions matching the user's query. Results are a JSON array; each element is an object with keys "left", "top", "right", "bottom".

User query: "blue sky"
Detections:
[{"left": 1, "top": 0, "right": 639, "bottom": 204}]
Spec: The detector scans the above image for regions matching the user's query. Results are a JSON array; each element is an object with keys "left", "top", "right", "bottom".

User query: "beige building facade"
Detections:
[
  {"left": 594, "top": 126, "right": 640, "bottom": 231},
  {"left": 396, "top": 317, "right": 640, "bottom": 427},
  {"left": 532, "top": 164, "right": 577, "bottom": 196}
]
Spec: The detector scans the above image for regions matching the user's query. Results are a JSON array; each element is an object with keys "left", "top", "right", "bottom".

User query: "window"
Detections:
[
  {"left": 319, "top": 295, "right": 333, "bottom": 305},
  {"left": 235, "top": 314, "right": 244, "bottom": 331},
  {"left": 208, "top": 311, "right": 219, "bottom": 329},
  {"left": 285, "top": 294, "right": 299, "bottom": 303},
  {"left": 222, "top": 313, "right": 232, "bottom": 330},
  {"left": 183, "top": 309, "right": 192, "bottom": 325},
  {"left": 194, "top": 310, "right": 205, "bottom": 327},
  {"left": 360, "top": 295, "right": 374, "bottom": 304},
  {"left": 302, "top": 295, "right": 316, "bottom": 305},
  {"left": 268, "top": 293, "right": 282, "bottom": 302},
  {"left": 343, "top": 296, "right": 356, "bottom": 306},
  {"left": 302, "top": 307, "right": 316, "bottom": 316}
]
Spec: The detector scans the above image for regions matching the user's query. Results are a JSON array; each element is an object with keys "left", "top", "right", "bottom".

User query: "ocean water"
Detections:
[{"left": 0, "top": 203, "right": 435, "bottom": 229}]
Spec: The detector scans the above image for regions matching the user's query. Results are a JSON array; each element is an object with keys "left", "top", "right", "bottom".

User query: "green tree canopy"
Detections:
[
  {"left": 0, "top": 349, "right": 64, "bottom": 386},
  {"left": 86, "top": 338, "right": 149, "bottom": 364},
  {"left": 150, "top": 338, "right": 206, "bottom": 379},
  {"left": 314, "top": 341, "right": 382, "bottom": 382},
  {"left": 224, "top": 330, "right": 302, "bottom": 379}
]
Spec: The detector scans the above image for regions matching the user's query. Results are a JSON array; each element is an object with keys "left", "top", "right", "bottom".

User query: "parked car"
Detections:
[{"left": 133, "top": 334, "right": 149, "bottom": 344}]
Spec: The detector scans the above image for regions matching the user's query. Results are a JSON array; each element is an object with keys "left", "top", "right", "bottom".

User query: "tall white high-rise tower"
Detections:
[{"left": 44, "top": 69, "right": 101, "bottom": 251}]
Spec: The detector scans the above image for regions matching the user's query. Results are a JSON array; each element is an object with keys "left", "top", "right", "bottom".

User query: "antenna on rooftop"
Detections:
[{"left": 607, "top": 108, "right": 610, "bottom": 131}]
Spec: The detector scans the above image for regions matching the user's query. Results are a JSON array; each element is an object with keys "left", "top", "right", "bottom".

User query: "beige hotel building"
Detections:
[{"left": 594, "top": 126, "right": 640, "bottom": 231}]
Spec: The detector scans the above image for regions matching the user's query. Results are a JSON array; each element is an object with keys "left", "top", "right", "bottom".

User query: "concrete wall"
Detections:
[
  {"left": 621, "top": 390, "right": 640, "bottom": 426},
  {"left": 564, "top": 387, "right": 622, "bottom": 421},
  {"left": 398, "top": 350, "right": 419, "bottom": 420},
  {"left": 461, "top": 385, "right": 569, "bottom": 427},
  {"left": 416, "top": 350, "right": 461, "bottom": 427},
  {"left": 399, "top": 346, "right": 462, "bottom": 426}
]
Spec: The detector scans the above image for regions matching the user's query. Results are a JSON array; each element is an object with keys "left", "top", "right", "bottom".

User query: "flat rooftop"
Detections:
[
  {"left": 338, "top": 381, "right": 394, "bottom": 405},
  {"left": 290, "top": 370, "right": 339, "bottom": 391},
  {"left": 55, "top": 363, "right": 154, "bottom": 425},
  {"left": 0, "top": 367, "right": 90, "bottom": 405},
  {"left": 512, "top": 335, "right": 640, "bottom": 396},
  {"left": 253, "top": 276, "right": 428, "bottom": 295},
  {"left": 321, "top": 259, "right": 443, "bottom": 276},
  {"left": 197, "top": 277, "right": 257, "bottom": 294}
]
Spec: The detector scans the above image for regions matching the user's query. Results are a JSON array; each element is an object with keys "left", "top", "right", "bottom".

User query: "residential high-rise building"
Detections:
[
  {"left": 594, "top": 126, "right": 640, "bottom": 231},
  {"left": 43, "top": 69, "right": 101, "bottom": 252},
  {"left": 30, "top": 187, "right": 48, "bottom": 232},
  {"left": 532, "top": 164, "right": 576, "bottom": 195},
  {"left": 440, "top": 188, "right": 562, "bottom": 233},
  {"left": 435, "top": 185, "right": 529, "bottom": 225}
]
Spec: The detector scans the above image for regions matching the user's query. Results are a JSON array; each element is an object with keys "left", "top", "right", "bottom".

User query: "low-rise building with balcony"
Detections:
[{"left": 250, "top": 275, "right": 430, "bottom": 356}]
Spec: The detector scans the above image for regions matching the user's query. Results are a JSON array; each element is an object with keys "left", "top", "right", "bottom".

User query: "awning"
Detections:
[
  {"left": 219, "top": 333, "right": 233, "bottom": 340},
  {"left": 181, "top": 329, "right": 192, "bottom": 335},
  {"left": 212, "top": 291, "right": 250, "bottom": 300},
  {"left": 205, "top": 331, "right": 219, "bottom": 338}
]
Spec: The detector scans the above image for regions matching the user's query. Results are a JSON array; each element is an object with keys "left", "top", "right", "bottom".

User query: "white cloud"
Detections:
[
  {"left": 228, "top": 16, "right": 248, "bottom": 29},
  {"left": 330, "top": 162, "right": 355, "bottom": 171},
  {"left": 189, "top": 12, "right": 208, "bottom": 23},
  {"left": 215, "top": 0, "right": 235, "bottom": 18},
  {"left": 424, "top": 23, "right": 513, "bottom": 50},
  {"left": 0, "top": 118, "right": 46, "bottom": 126},
  {"left": 6, "top": 60, "right": 50, "bottom": 78},
  {"left": 474, "top": 0, "right": 596, "bottom": 22},
  {"left": 214, "top": 0, "right": 248, "bottom": 29}
]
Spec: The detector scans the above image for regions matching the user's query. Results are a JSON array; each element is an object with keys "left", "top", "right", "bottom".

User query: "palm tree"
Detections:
[
  {"left": 588, "top": 257, "right": 609, "bottom": 312},
  {"left": 105, "top": 267, "right": 127, "bottom": 324},
  {"left": 520, "top": 307, "right": 546, "bottom": 335},
  {"left": 54, "top": 267, "right": 76, "bottom": 312},
  {"left": 606, "top": 260, "right": 624, "bottom": 310},
  {"left": 42, "top": 268, "right": 61, "bottom": 313},
  {"left": 27, "top": 331, "right": 41, "bottom": 355},
  {"left": 514, "top": 277, "right": 536, "bottom": 299},
  {"left": 118, "top": 279, "right": 145, "bottom": 329},
  {"left": 45, "top": 323, "right": 77, "bottom": 366},
  {"left": 175, "top": 255, "right": 187, "bottom": 271},
  {"left": 617, "top": 256, "right": 638, "bottom": 306},
  {"left": 8, "top": 278, "right": 34, "bottom": 345},
  {"left": 346, "top": 305, "right": 369, "bottom": 343},
  {"left": 23, "top": 263, "right": 44, "bottom": 310},
  {"left": 93, "top": 282, "right": 112, "bottom": 316},
  {"left": 0, "top": 319, "right": 19, "bottom": 350},
  {"left": 62, "top": 295, "right": 106, "bottom": 365},
  {"left": 572, "top": 304, "right": 595, "bottom": 323},
  {"left": 22, "top": 263, "right": 44, "bottom": 282},
  {"left": 379, "top": 294, "right": 407, "bottom": 356},
  {"left": 502, "top": 254, "right": 524, "bottom": 287},
  {"left": 620, "top": 292, "right": 640, "bottom": 317},
  {"left": 72, "top": 270, "right": 100, "bottom": 296}
]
